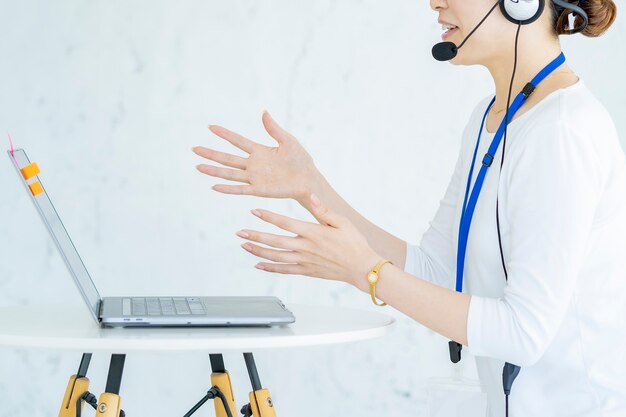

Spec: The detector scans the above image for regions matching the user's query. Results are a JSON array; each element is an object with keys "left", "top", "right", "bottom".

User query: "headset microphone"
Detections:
[
  {"left": 430, "top": 40, "right": 457, "bottom": 62},
  {"left": 432, "top": 0, "right": 501, "bottom": 61}
]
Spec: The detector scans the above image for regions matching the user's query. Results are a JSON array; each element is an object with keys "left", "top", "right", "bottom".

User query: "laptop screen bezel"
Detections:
[{"left": 8, "top": 148, "right": 102, "bottom": 323}]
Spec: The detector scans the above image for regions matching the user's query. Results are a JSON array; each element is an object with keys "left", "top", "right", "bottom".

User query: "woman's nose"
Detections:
[{"left": 430, "top": 0, "right": 448, "bottom": 12}]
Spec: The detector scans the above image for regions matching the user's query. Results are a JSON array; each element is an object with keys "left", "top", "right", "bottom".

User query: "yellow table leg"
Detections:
[
  {"left": 95, "top": 392, "right": 122, "bottom": 417},
  {"left": 248, "top": 388, "right": 277, "bottom": 417},
  {"left": 58, "top": 375, "right": 90, "bottom": 417},
  {"left": 59, "top": 353, "right": 93, "bottom": 417},
  {"left": 211, "top": 371, "right": 238, "bottom": 417},
  {"left": 95, "top": 354, "right": 126, "bottom": 417}
]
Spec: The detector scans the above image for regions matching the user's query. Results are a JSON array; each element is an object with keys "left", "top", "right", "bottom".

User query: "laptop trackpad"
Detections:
[{"left": 202, "top": 298, "right": 287, "bottom": 317}]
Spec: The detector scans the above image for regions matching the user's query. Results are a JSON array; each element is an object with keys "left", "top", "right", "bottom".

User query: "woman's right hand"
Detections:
[{"left": 192, "top": 111, "right": 322, "bottom": 206}]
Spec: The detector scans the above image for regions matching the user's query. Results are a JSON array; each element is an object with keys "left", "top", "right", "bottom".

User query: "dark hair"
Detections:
[{"left": 550, "top": 0, "right": 617, "bottom": 37}]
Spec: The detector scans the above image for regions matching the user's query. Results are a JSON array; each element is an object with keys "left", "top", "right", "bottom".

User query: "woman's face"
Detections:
[{"left": 430, "top": 0, "right": 542, "bottom": 65}]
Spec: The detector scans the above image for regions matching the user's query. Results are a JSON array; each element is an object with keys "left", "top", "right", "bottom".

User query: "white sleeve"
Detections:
[
  {"left": 465, "top": 120, "right": 602, "bottom": 366},
  {"left": 404, "top": 145, "right": 465, "bottom": 290}
]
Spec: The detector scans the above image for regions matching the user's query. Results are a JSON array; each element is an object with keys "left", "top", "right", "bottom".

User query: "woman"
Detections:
[{"left": 192, "top": 0, "right": 624, "bottom": 415}]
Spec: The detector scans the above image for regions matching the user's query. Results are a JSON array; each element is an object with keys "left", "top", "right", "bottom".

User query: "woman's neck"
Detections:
[{"left": 485, "top": 41, "right": 568, "bottom": 112}]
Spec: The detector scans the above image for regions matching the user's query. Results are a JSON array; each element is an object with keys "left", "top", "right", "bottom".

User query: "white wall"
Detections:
[{"left": 0, "top": 1, "right": 624, "bottom": 416}]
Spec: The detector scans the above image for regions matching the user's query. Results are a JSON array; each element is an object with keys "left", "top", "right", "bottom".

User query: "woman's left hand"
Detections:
[{"left": 236, "top": 193, "right": 381, "bottom": 291}]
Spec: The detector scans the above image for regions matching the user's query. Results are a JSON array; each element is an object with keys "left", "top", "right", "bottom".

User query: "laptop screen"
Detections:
[{"left": 8, "top": 149, "right": 102, "bottom": 322}]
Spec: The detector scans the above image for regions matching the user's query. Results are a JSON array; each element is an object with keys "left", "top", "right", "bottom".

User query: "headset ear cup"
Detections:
[{"left": 499, "top": 0, "right": 545, "bottom": 25}]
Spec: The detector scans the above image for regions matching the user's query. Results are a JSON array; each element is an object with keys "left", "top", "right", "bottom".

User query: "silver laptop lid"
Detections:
[{"left": 8, "top": 148, "right": 102, "bottom": 322}]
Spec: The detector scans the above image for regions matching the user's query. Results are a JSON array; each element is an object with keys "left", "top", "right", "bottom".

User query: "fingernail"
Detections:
[
  {"left": 311, "top": 193, "right": 320, "bottom": 207},
  {"left": 251, "top": 209, "right": 262, "bottom": 217},
  {"left": 255, "top": 264, "right": 266, "bottom": 270},
  {"left": 241, "top": 243, "right": 252, "bottom": 251},
  {"left": 236, "top": 230, "right": 249, "bottom": 238}
]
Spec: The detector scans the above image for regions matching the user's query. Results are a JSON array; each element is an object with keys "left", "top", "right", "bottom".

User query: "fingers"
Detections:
[
  {"left": 255, "top": 262, "right": 308, "bottom": 275},
  {"left": 236, "top": 229, "right": 308, "bottom": 252},
  {"left": 251, "top": 209, "right": 318, "bottom": 238},
  {"left": 211, "top": 184, "right": 256, "bottom": 195},
  {"left": 208, "top": 124, "right": 258, "bottom": 154},
  {"left": 262, "top": 110, "right": 294, "bottom": 145},
  {"left": 192, "top": 146, "right": 247, "bottom": 170},
  {"left": 241, "top": 242, "right": 303, "bottom": 264},
  {"left": 196, "top": 164, "right": 250, "bottom": 184}
]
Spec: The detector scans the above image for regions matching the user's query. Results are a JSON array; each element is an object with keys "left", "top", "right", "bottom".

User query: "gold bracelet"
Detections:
[{"left": 367, "top": 259, "right": 392, "bottom": 306}]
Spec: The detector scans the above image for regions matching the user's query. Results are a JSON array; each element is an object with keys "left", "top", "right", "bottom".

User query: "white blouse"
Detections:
[{"left": 405, "top": 79, "right": 626, "bottom": 416}]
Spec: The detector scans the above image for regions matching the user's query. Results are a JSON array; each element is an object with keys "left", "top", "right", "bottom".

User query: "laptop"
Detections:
[{"left": 8, "top": 148, "right": 295, "bottom": 328}]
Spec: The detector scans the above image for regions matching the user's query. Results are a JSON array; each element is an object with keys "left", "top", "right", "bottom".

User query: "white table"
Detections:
[{"left": 0, "top": 303, "right": 395, "bottom": 417}]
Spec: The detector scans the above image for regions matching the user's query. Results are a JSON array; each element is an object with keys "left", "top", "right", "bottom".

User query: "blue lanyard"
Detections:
[{"left": 455, "top": 51, "right": 566, "bottom": 293}]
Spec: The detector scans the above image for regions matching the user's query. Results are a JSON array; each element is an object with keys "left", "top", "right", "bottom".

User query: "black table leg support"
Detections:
[
  {"left": 243, "top": 353, "right": 262, "bottom": 391},
  {"left": 77, "top": 353, "right": 92, "bottom": 378},
  {"left": 210, "top": 354, "right": 226, "bottom": 373}
]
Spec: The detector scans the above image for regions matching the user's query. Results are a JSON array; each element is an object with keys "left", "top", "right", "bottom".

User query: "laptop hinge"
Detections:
[{"left": 97, "top": 299, "right": 103, "bottom": 322}]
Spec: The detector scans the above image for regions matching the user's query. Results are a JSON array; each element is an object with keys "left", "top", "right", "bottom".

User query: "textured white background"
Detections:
[{"left": 0, "top": 1, "right": 624, "bottom": 416}]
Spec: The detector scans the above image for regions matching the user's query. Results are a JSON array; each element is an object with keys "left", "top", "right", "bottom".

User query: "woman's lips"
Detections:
[{"left": 441, "top": 27, "right": 459, "bottom": 41}]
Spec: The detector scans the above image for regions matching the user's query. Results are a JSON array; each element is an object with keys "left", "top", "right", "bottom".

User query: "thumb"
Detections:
[
  {"left": 309, "top": 193, "right": 344, "bottom": 228},
  {"left": 262, "top": 110, "right": 293, "bottom": 145}
]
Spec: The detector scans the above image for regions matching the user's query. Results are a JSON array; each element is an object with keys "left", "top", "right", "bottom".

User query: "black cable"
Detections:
[
  {"left": 496, "top": 22, "right": 521, "bottom": 282},
  {"left": 457, "top": 1, "right": 501, "bottom": 50},
  {"left": 183, "top": 394, "right": 210, "bottom": 417},
  {"left": 214, "top": 389, "right": 234, "bottom": 417},
  {"left": 497, "top": 22, "right": 522, "bottom": 417},
  {"left": 241, "top": 403, "right": 253, "bottom": 417},
  {"left": 506, "top": 394, "right": 510, "bottom": 417},
  {"left": 75, "top": 391, "right": 98, "bottom": 417},
  {"left": 183, "top": 386, "right": 233, "bottom": 417}
]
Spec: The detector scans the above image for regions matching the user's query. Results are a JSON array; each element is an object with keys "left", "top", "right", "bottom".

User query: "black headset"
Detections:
[
  {"left": 432, "top": 0, "right": 589, "bottom": 62},
  {"left": 500, "top": 0, "right": 588, "bottom": 31}
]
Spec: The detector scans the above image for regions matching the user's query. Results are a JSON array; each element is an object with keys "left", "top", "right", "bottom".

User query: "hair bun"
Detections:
[{"left": 553, "top": 0, "right": 618, "bottom": 37}]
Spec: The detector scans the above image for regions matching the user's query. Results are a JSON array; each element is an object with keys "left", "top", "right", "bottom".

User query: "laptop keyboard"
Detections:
[{"left": 122, "top": 297, "right": 206, "bottom": 316}]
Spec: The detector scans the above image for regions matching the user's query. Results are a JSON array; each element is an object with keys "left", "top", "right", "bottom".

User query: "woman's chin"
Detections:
[
  {"left": 448, "top": 55, "right": 461, "bottom": 65},
  {"left": 448, "top": 53, "right": 473, "bottom": 66}
]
